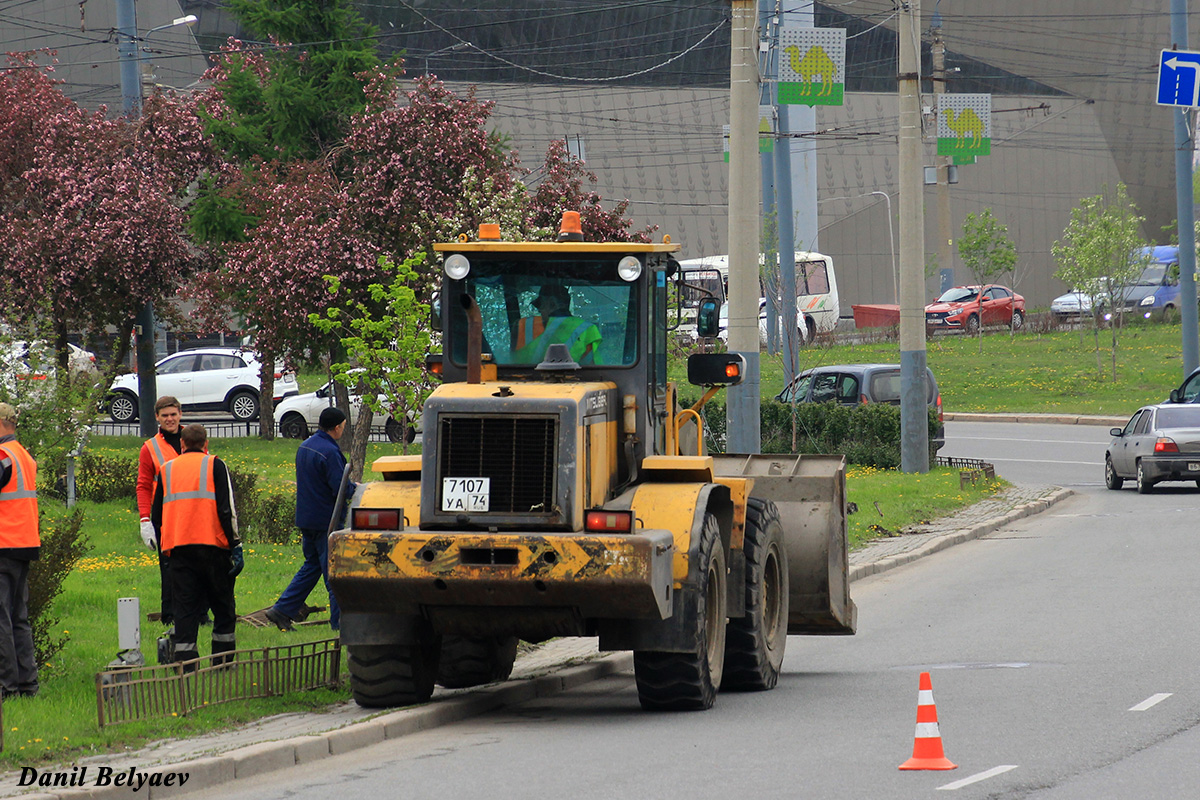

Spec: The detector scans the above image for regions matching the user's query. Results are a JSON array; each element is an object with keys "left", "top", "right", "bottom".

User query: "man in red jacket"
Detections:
[{"left": 136, "top": 396, "right": 190, "bottom": 626}]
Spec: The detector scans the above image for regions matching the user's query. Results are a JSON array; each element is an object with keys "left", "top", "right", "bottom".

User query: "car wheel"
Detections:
[
  {"left": 279, "top": 413, "right": 309, "bottom": 440},
  {"left": 108, "top": 393, "right": 138, "bottom": 424},
  {"left": 1011, "top": 310, "right": 1025, "bottom": 330},
  {"left": 229, "top": 390, "right": 260, "bottom": 422},
  {"left": 1104, "top": 455, "right": 1123, "bottom": 490},
  {"left": 385, "top": 417, "right": 407, "bottom": 443},
  {"left": 1162, "top": 304, "right": 1177, "bottom": 322},
  {"left": 1136, "top": 460, "right": 1153, "bottom": 494},
  {"left": 965, "top": 314, "right": 980, "bottom": 335}
]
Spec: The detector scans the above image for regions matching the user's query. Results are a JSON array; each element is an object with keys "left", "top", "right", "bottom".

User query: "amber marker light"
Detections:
[
  {"left": 725, "top": 362, "right": 741, "bottom": 379},
  {"left": 585, "top": 510, "right": 633, "bottom": 533}
]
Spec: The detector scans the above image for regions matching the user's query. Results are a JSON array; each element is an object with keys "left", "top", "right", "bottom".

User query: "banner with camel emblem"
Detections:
[
  {"left": 777, "top": 27, "right": 845, "bottom": 107},
  {"left": 937, "top": 94, "right": 991, "bottom": 158},
  {"left": 722, "top": 106, "right": 775, "bottom": 162}
]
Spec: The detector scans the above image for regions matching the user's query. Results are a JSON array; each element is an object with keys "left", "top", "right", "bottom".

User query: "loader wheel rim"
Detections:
[
  {"left": 762, "top": 544, "right": 784, "bottom": 649},
  {"left": 705, "top": 560, "right": 723, "bottom": 668}
]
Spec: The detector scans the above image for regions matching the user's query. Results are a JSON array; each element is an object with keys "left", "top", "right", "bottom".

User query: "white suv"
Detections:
[
  {"left": 107, "top": 347, "right": 298, "bottom": 423},
  {"left": 275, "top": 380, "right": 419, "bottom": 443}
]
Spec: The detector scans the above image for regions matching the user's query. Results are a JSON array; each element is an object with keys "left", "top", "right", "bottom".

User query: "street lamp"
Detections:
[
  {"left": 423, "top": 42, "right": 470, "bottom": 76},
  {"left": 870, "top": 191, "right": 899, "bottom": 305},
  {"left": 113, "top": 2, "right": 197, "bottom": 434}
]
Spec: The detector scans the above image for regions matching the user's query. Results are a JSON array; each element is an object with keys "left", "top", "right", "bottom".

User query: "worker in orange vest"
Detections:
[
  {"left": 513, "top": 284, "right": 602, "bottom": 365},
  {"left": 136, "top": 395, "right": 201, "bottom": 628},
  {"left": 151, "top": 424, "right": 242, "bottom": 667},
  {"left": 0, "top": 402, "right": 39, "bottom": 698}
]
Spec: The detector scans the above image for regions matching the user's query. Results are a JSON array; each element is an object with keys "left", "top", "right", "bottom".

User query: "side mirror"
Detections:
[
  {"left": 1170, "top": 388, "right": 1181, "bottom": 403},
  {"left": 430, "top": 292, "right": 442, "bottom": 332},
  {"left": 696, "top": 297, "right": 720, "bottom": 338},
  {"left": 1110, "top": 427, "right": 1124, "bottom": 437},
  {"left": 316, "top": 385, "right": 330, "bottom": 399},
  {"left": 687, "top": 353, "right": 745, "bottom": 387}
]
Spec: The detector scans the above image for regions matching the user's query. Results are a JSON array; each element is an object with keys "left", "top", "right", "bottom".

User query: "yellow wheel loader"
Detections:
[{"left": 328, "top": 213, "right": 856, "bottom": 711}]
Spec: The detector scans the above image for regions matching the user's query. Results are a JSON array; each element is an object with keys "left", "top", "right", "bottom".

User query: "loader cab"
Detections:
[{"left": 433, "top": 219, "right": 682, "bottom": 473}]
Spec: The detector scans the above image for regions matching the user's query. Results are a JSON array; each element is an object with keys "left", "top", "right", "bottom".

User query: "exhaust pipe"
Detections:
[{"left": 461, "top": 294, "right": 482, "bottom": 384}]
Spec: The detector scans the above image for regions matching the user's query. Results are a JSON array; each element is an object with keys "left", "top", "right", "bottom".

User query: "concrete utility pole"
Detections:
[
  {"left": 115, "top": 0, "right": 158, "bottom": 436},
  {"left": 898, "top": 0, "right": 930, "bottom": 472},
  {"left": 727, "top": 0, "right": 763, "bottom": 454},
  {"left": 931, "top": 14, "right": 955, "bottom": 293},
  {"left": 1170, "top": 0, "right": 1199, "bottom": 377}
]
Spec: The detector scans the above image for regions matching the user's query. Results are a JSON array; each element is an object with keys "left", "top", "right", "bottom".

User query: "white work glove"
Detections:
[{"left": 139, "top": 519, "right": 157, "bottom": 550}]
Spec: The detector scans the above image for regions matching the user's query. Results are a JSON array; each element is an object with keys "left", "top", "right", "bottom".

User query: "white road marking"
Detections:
[
  {"left": 937, "top": 765, "right": 1019, "bottom": 791},
  {"left": 1129, "top": 693, "right": 1173, "bottom": 711}
]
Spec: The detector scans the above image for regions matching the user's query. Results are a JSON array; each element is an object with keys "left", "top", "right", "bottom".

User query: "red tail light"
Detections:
[
  {"left": 936, "top": 393, "right": 943, "bottom": 423},
  {"left": 585, "top": 510, "right": 633, "bottom": 533},
  {"left": 351, "top": 508, "right": 403, "bottom": 530},
  {"left": 860, "top": 393, "right": 869, "bottom": 404},
  {"left": 1154, "top": 438, "right": 1179, "bottom": 453}
]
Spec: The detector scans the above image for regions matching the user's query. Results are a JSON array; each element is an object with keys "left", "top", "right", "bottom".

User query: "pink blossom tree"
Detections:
[
  {"left": 526, "top": 138, "right": 656, "bottom": 243},
  {"left": 0, "top": 53, "right": 209, "bottom": 365}
]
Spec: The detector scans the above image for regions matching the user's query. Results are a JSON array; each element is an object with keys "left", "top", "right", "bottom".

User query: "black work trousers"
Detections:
[
  {"left": 168, "top": 545, "right": 237, "bottom": 667},
  {"left": 0, "top": 556, "right": 37, "bottom": 695}
]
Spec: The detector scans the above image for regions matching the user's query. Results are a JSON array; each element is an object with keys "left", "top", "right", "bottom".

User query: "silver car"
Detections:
[{"left": 1105, "top": 403, "right": 1200, "bottom": 493}]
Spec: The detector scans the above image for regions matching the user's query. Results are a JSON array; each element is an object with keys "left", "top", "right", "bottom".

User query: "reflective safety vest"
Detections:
[
  {"left": 144, "top": 433, "right": 180, "bottom": 474},
  {"left": 160, "top": 452, "right": 227, "bottom": 554},
  {"left": 514, "top": 315, "right": 601, "bottom": 365},
  {"left": 0, "top": 441, "right": 39, "bottom": 549}
]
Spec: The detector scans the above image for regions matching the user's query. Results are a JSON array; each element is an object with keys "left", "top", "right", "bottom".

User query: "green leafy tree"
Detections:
[
  {"left": 957, "top": 208, "right": 1018, "bottom": 350},
  {"left": 310, "top": 254, "right": 432, "bottom": 479},
  {"left": 189, "top": 0, "right": 383, "bottom": 435},
  {"left": 1052, "top": 183, "right": 1148, "bottom": 381}
]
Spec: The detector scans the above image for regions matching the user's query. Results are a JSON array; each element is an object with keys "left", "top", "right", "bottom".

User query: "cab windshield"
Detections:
[{"left": 447, "top": 256, "right": 639, "bottom": 367}]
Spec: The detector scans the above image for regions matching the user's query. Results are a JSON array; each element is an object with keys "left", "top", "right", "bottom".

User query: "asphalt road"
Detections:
[{"left": 183, "top": 422, "right": 1200, "bottom": 799}]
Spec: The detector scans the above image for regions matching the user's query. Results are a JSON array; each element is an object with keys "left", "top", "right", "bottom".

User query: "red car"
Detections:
[{"left": 925, "top": 284, "right": 1025, "bottom": 334}]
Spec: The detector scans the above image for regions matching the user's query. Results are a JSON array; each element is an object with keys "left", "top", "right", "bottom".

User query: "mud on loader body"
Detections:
[{"left": 328, "top": 215, "right": 856, "bottom": 711}]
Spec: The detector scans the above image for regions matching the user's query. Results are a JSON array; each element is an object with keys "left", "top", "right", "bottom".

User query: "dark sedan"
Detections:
[{"left": 1105, "top": 404, "right": 1200, "bottom": 493}]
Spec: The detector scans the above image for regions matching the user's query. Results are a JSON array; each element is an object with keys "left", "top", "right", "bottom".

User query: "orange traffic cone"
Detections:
[{"left": 899, "top": 671, "right": 957, "bottom": 770}]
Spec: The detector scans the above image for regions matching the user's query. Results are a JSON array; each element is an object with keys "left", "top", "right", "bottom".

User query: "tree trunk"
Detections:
[
  {"left": 1110, "top": 318, "right": 1119, "bottom": 383},
  {"left": 258, "top": 352, "right": 275, "bottom": 440},
  {"left": 329, "top": 343, "right": 352, "bottom": 455},
  {"left": 348, "top": 406, "right": 372, "bottom": 481}
]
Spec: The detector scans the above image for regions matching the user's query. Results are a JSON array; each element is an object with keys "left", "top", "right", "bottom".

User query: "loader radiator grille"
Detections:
[{"left": 438, "top": 415, "right": 558, "bottom": 515}]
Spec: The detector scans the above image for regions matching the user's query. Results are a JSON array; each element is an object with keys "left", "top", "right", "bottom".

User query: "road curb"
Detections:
[{"left": 31, "top": 490, "right": 1076, "bottom": 799}]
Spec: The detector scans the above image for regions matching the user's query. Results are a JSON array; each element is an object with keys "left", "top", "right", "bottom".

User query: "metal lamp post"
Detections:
[
  {"left": 423, "top": 42, "right": 469, "bottom": 76},
  {"left": 113, "top": 2, "right": 197, "bottom": 435}
]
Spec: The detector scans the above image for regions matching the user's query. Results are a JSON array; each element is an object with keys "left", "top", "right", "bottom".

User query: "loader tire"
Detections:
[
  {"left": 436, "top": 635, "right": 518, "bottom": 689},
  {"left": 722, "top": 497, "right": 789, "bottom": 691},
  {"left": 347, "top": 640, "right": 439, "bottom": 708},
  {"left": 633, "top": 514, "right": 726, "bottom": 711}
]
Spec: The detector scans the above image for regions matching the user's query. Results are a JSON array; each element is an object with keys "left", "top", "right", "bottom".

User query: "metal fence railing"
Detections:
[
  {"left": 935, "top": 456, "right": 997, "bottom": 488},
  {"left": 96, "top": 638, "right": 341, "bottom": 727},
  {"left": 87, "top": 420, "right": 406, "bottom": 442}
]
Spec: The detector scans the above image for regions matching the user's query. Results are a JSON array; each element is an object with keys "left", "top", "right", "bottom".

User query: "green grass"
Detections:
[
  {"left": 5, "top": 497, "right": 346, "bottom": 768},
  {"left": 679, "top": 320, "right": 1189, "bottom": 418},
  {"left": 846, "top": 465, "right": 1007, "bottom": 549}
]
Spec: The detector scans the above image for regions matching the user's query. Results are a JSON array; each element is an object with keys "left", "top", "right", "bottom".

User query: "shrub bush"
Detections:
[
  {"left": 29, "top": 508, "right": 90, "bottom": 671},
  {"left": 68, "top": 452, "right": 297, "bottom": 544},
  {"left": 682, "top": 395, "right": 940, "bottom": 468}
]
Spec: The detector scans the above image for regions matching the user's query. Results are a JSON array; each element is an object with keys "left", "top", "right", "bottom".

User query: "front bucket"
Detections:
[{"left": 712, "top": 453, "right": 857, "bottom": 635}]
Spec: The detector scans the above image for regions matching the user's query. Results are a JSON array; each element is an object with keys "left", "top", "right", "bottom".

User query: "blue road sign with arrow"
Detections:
[{"left": 1158, "top": 49, "right": 1200, "bottom": 107}]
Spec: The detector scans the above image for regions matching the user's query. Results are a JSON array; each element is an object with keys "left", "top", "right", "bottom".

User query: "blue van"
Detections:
[{"left": 1119, "top": 246, "right": 1180, "bottom": 319}]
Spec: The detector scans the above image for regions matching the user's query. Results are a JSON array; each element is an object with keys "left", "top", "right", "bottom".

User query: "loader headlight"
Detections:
[
  {"left": 617, "top": 256, "right": 642, "bottom": 282},
  {"left": 444, "top": 254, "right": 471, "bottom": 280}
]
